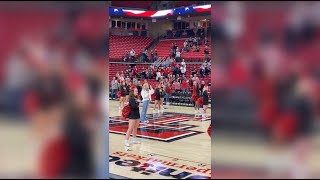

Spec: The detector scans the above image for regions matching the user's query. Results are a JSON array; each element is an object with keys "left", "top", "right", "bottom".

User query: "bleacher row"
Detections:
[
  {"left": 153, "top": 39, "right": 211, "bottom": 61},
  {"left": 109, "top": 35, "right": 211, "bottom": 62},
  {"left": 109, "top": 63, "right": 211, "bottom": 92},
  {"left": 109, "top": 35, "right": 153, "bottom": 60}
]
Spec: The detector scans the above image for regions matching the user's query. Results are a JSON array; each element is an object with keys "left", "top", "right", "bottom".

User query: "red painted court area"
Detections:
[{"left": 109, "top": 113, "right": 207, "bottom": 142}]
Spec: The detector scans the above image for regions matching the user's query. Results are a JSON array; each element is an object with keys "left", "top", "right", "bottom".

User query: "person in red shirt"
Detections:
[
  {"left": 163, "top": 67, "right": 170, "bottom": 78},
  {"left": 173, "top": 80, "right": 181, "bottom": 92},
  {"left": 181, "top": 79, "right": 189, "bottom": 93},
  {"left": 165, "top": 83, "right": 172, "bottom": 105}
]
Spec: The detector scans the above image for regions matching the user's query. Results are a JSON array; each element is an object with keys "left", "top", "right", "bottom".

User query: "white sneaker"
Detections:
[
  {"left": 124, "top": 140, "right": 130, "bottom": 147},
  {"left": 145, "top": 120, "right": 149, "bottom": 123},
  {"left": 195, "top": 110, "right": 198, "bottom": 114},
  {"left": 158, "top": 110, "right": 161, "bottom": 114},
  {"left": 132, "top": 139, "right": 141, "bottom": 144}
]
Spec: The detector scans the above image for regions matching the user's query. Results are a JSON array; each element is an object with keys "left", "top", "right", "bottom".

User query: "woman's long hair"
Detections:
[
  {"left": 142, "top": 83, "right": 149, "bottom": 91},
  {"left": 129, "top": 89, "right": 138, "bottom": 99}
]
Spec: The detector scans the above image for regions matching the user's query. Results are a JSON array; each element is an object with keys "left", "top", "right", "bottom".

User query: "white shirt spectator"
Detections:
[
  {"left": 130, "top": 50, "right": 135, "bottom": 57},
  {"left": 176, "top": 51, "right": 181, "bottom": 57},
  {"left": 156, "top": 71, "right": 162, "bottom": 80},
  {"left": 141, "top": 88, "right": 154, "bottom": 101}
]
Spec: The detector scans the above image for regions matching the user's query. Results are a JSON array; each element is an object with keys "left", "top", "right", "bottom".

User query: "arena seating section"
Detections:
[
  {"left": 152, "top": 38, "right": 211, "bottom": 61},
  {"left": 109, "top": 35, "right": 154, "bottom": 60},
  {"left": 109, "top": 63, "right": 211, "bottom": 89}
]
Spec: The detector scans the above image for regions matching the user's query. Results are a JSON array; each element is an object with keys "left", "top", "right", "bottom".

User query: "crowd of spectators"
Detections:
[{"left": 110, "top": 60, "right": 211, "bottom": 100}]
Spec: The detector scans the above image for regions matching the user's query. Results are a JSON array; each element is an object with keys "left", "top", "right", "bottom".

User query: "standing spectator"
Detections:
[
  {"left": 182, "top": 79, "right": 189, "bottom": 93},
  {"left": 173, "top": 80, "right": 181, "bottom": 92},
  {"left": 204, "top": 37, "right": 208, "bottom": 46},
  {"left": 111, "top": 77, "right": 119, "bottom": 100},
  {"left": 183, "top": 40, "right": 188, "bottom": 51},
  {"left": 115, "top": 72, "right": 120, "bottom": 80},
  {"left": 200, "top": 65, "right": 205, "bottom": 78},
  {"left": 188, "top": 75, "right": 194, "bottom": 87},
  {"left": 125, "top": 51, "right": 130, "bottom": 61},
  {"left": 204, "top": 46, "right": 209, "bottom": 60},
  {"left": 191, "top": 67, "right": 197, "bottom": 77},
  {"left": 176, "top": 47, "right": 181, "bottom": 62},
  {"left": 165, "top": 83, "right": 172, "bottom": 105},
  {"left": 142, "top": 49, "right": 148, "bottom": 62},
  {"left": 132, "top": 77, "right": 138, "bottom": 86},
  {"left": 130, "top": 49, "right": 135, "bottom": 61},
  {"left": 136, "top": 81, "right": 142, "bottom": 99},
  {"left": 156, "top": 70, "right": 162, "bottom": 81},
  {"left": 141, "top": 68, "right": 146, "bottom": 79},
  {"left": 197, "top": 37, "right": 201, "bottom": 45},
  {"left": 154, "top": 49, "right": 158, "bottom": 61},
  {"left": 163, "top": 67, "right": 170, "bottom": 78},
  {"left": 180, "top": 59, "right": 186, "bottom": 75}
]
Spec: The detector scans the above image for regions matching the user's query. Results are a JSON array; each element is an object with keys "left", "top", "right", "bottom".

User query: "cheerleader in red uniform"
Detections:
[{"left": 192, "top": 81, "right": 200, "bottom": 114}]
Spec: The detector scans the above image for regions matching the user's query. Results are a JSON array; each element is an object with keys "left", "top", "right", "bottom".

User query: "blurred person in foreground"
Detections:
[{"left": 212, "top": 1, "right": 320, "bottom": 178}]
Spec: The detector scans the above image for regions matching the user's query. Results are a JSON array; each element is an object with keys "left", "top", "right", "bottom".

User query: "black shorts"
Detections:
[{"left": 155, "top": 96, "right": 160, "bottom": 101}]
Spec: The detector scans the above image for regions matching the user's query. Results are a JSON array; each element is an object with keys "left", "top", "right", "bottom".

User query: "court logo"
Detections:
[
  {"left": 109, "top": 113, "right": 209, "bottom": 142},
  {"left": 110, "top": 151, "right": 211, "bottom": 179}
]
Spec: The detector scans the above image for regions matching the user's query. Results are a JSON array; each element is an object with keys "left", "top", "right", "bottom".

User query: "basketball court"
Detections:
[{"left": 109, "top": 100, "right": 211, "bottom": 179}]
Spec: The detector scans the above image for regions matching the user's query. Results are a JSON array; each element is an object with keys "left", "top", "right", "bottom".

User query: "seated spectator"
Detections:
[
  {"left": 192, "top": 45, "right": 197, "bottom": 52},
  {"left": 193, "top": 37, "right": 198, "bottom": 46},
  {"left": 204, "top": 37, "right": 208, "bottom": 46},
  {"left": 196, "top": 45, "right": 200, "bottom": 52},
  {"left": 183, "top": 40, "right": 188, "bottom": 49},
  {"left": 130, "top": 49, "right": 135, "bottom": 61},
  {"left": 197, "top": 37, "right": 201, "bottom": 45},
  {"left": 124, "top": 51, "right": 130, "bottom": 61}
]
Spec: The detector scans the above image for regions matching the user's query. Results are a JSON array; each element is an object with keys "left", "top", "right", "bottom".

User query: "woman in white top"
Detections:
[
  {"left": 140, "top": 83, "right": 154, "bottom": 123},
  {"left": 156, "top": 71, "right": 162, "bottom": 81},
  {"left": 180, "top": 59, "right": 186, "bottom": 74}
]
